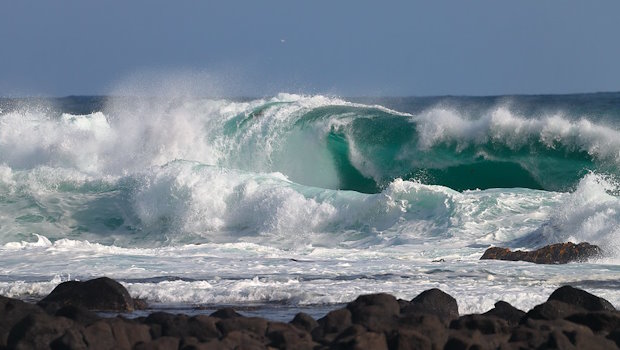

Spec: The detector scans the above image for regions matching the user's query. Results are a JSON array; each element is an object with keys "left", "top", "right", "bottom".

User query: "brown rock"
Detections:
[
  {"left": 402, "top": 288, "right": 459, "bottom": 323},
  {"left": 7, "top": 312, "right": 76, "bottom": 350},
  {"left": 347, "top": 293, "right": 400, "bottom": 333},
  {"left": 290, "top": 312, "right": 318, "bottom": 333},
  {"left": 144, "top": 312, "right": 220, "bottom": 341},
  {"left": 482, "top": 301, "right": 525, "bottom": 326},
  {"left": 548, "top": 285, "right": 616, "bottom": 312},
  {"left": 312, "top": 308, "right": 352, "bottom": 342},
  {"left": 0, "top": 295, "right": 46, "bottom": 348},
  {"left": 480, "top": 242, "right": 602, "bottom": 264},
  {"left": 217, "top": 316, "right": 268, "bottom": 338},
  {"left": 266, "top": 321, "right": 315, "bottom": 350},
  {"left": 38, "top": 277, "right": 136, "bottom": 312}
]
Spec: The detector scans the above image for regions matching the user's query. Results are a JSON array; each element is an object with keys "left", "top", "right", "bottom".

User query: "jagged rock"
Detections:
[
  {"left": 38, "top": 277, "right": 136, "bottom": 312},
  {"left": 402, "top": 288, "right": 459, "bottom": 323},
  {"left": 480, "top": 242, "right": 602, "bottom": 264}
]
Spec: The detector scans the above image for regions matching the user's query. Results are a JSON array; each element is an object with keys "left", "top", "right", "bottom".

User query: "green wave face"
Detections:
[{"left": 224, "top": 102, "right": 614, "bottom": 193}]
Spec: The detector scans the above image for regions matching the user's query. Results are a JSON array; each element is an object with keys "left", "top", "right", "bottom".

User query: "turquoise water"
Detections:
[{"left": 0, "top": 93, "right": 619, "bottom": 314}]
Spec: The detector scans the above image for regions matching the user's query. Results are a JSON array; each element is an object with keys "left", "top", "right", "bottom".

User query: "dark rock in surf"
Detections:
[
  {"left": 37, "top": 277, "right": 137, "bottom": 312},
  {"left": 549, "top": 285, "right": 616, "bottom": 312},
  {"left": 402, "top": 288, "right": 459, "bottom": 323},
  {"left": 482, "top": 301, "right": 526, "bottom": 326},
  {"left": 480, "top": 242, "right": 602, "bottom": 264}
]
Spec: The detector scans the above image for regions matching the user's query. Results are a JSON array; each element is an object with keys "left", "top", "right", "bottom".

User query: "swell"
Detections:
[{"left": 1, "top": 93, "right": 619, "bottom": 194}]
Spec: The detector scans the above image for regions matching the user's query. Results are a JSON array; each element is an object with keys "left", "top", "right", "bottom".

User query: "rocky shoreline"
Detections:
[{"left": 1, "top": 277, "right": 618, "bottom": 349}]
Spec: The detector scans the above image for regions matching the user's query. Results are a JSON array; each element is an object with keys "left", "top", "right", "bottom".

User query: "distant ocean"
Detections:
[{"left": 1, "top": 93, "right": 619, "bottom": 319}]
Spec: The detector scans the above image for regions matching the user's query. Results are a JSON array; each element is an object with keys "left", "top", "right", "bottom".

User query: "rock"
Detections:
[
  {"left": 548, "top": 285, "right": 616, "bottom": 312},
  {"left": 144, "top": 312, "right": 220, "bottom": 341},
  {"left": 332, "top": 325, "right": 388, "bottom": 350},
  {"left": 480, "top": 242, "right": 602, "bottom": 264},
  {"left": 566, "top": 311, "right": 620, "bottom": 333},
  {"left": 402, "top": 288, "right": 459, "bottom": 323},
  {"left": 0, "top": 295, "right": 46, "bottom": 348},
  {"left": 134, "top": 336, "right": 180, "bottom": 350},
  {"left": 482, "top": 301, "right": 525, "bottom": 326},
  {"left": 7, "top": 312, "right": 75, "bottom": 350},
  {"left": 266, "top": 321, "right": 315, "bottom": 350},
  {"left": 290, "top": 312, "right": 318, "bottom": 333},
  {"left": 54, "top": 305, "right": 101, "bottom": 325},
  {"left": 450, "top": 314, "right": 511, "bottom": 335},
  {"left": 217, "top": 317, "right": 268, "bottom": 338},
  {"left": 210, "top": 307, "right": 242, "bottom": 319},
  {"left": 220, "top": 330, "right": 266, "bottom": 350},
  {"left": 38, "top": 277, "right": 136, "bottom": 312},
  {"left": 387, "top": 328, "right": 433, "bottom": 350},
  {"left": 347, "top": 293, "right": 400, "bottom": 333},
  {"left": 525, "top": 299, "right": 586, "bottom": 320},
  {"left": 83, "top": 318, "right": 151, "bottom": 349},
  {"left": 312, "top": 308, "right": 352, "bottom": 342},
  {"left": 398, "top": 313, "right": 448, "bottom": 348}
]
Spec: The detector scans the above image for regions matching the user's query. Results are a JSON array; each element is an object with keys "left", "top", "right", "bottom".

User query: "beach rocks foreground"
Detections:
[
  {"left": 480, "top": 242, "right": 602, "bottom": 264},
  {"left": 1, "top": 279, "right": 619, "bottom": 349}
]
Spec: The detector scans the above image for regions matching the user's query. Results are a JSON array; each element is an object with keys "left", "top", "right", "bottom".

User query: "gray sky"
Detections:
[{"left": 2, "top": 1, "right": 620, "bottom": 97}]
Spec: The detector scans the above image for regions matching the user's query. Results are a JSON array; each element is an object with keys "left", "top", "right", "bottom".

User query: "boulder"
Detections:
[
  {"left": 38, "top": 277, "right": 136, "bottom": 312},
  {"left": 482, "top": 301, "right": 525, "bottom": 326},
  {"left": 347, "top": 293, "right": 400, "bottom": 333},
  {"left": 480, "top": 242, "right": 602, "bottom": 264},
  {"left": 290, "top": 312, "right": 318, "bottom": 333},
  {"left": 548, "top": 285, "right": 615, "bottom": 312},
  {"left": 0, "top": 295, "right": 46, "bottom": 347},
  {"left": 402, "top": 288, "right": 459, "bottom": 323}
]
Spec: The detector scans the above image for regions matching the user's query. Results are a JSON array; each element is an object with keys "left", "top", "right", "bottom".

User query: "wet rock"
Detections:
[
  {"left": 290, "top": 312, "right": 318, "bottom": 333},
  {"left": 387, "top": 328, "right": 432, "bottom": 350},
  {"left": 480, "top": 242, "right": 602, "bottom": 264},
  {"left": 217, "top": 316, "right": 268, "bottom": 338},
  {"left": 144, "top": 312, "right": 220, "bottom": 341},
  {"left": 266, "top": 321, "right": 315, "bottom": 350},
  {"left": 38, "top": 277, "right": 136, "bottom": 312},
  {"left": 548, "top": 285, "right": 616, "bottom": 312},
  {"left": 134, "top": 336, "right": 180, "bottom": 350},
  {"left": 450, "top": 314, "right": 511, "bottom": 335},
  {"left": 7, "top": 312, "right": 75, "bottom": 350},
  {"left": 0, "top": 295, "right": 46, "bottom": 347},
  {"left": 210, "top": 307, "right": 242, "bottom": 319},
  {"left": 482, "top": 301, "right": 525, "bottom": 326},
  {"left": 312, "top": 308, "right": 352, "bottom": 342},
  {"left": 566, "top": 311, "right": 620, "bottom": 333},
  {"left": 347, "top": 293, "right": 400, "bottom": 333},
  {"left": 402, "top": 288, "right": 459, "bottom": 323},
  {"left": 220, "top": 330, "right": 266, "bottom": 350},
  {"left": 83, "top": 318, "right": 151, "bottom": 349},
  {"left": 54, "top": 305, "right": 101, "bottom": 325},
  {"left": 525, "top": 299, "right": 586, "bottom": 320},
  {"left": 332, "top": 325, "right": 388, "bottom": 350}
]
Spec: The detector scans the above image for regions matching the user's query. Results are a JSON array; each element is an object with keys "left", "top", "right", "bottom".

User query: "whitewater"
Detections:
[{"left": 0, "top": 93, "right": 619, "bottom": 319}]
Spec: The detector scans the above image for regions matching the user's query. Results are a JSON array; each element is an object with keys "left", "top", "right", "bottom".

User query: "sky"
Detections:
[{"left": 1, "top": 1, "right": 620, "bottom": 97}]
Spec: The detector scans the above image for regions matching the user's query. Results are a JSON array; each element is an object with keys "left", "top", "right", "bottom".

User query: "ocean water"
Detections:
[{"left": 0, "top": 93, "right": 619, "bottom": 319}]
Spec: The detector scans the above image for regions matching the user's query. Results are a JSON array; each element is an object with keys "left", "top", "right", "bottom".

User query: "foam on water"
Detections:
[{"left": 1, "top": 93, "right": 620, "bottom": 316}]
